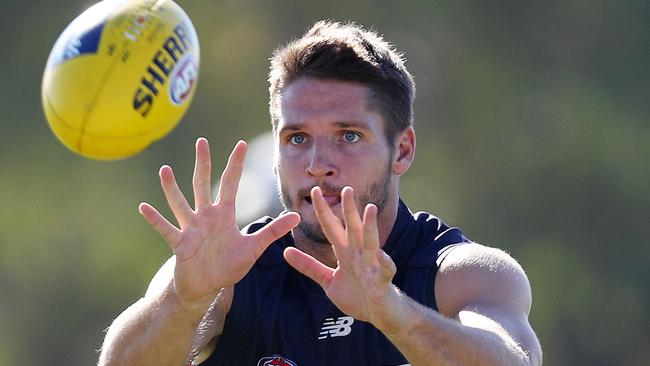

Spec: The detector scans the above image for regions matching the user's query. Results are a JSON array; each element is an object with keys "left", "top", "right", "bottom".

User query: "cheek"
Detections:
[
  {"left": 344, "top": 147, "right": 390, "bottom": 170},
  {"left": 277, "top": 146, "right": 309, "bottom": 172},
  {"left": 275, "top": 156, "right": 302, "bottom": 193}
]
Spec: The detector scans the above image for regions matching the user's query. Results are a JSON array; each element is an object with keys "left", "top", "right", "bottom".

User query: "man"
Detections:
[{"left": 99, "top": 21, "right": 542, "bottom": 366}]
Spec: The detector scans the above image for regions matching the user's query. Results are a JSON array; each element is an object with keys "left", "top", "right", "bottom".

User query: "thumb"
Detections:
[
  {"left": 284, "top": 247, "right": 333, "bottom": 288},
  {"left": 250, "top": 212, "right": 301, "bottom": 250}
]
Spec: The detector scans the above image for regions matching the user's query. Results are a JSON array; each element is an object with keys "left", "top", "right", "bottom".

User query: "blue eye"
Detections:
[
  {"left": 343, "top": 132, "right": 360, "bottom": 143},
  {"left": 289, "top": 134, "right": 305, "bottom": 145}
]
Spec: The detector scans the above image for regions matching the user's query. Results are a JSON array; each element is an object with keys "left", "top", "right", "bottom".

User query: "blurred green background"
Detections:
[{"left": 0, "top": 0, "right": 648, "bottom": 364}]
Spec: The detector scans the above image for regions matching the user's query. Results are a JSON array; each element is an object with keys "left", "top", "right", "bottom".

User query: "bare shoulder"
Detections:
[
  {"left": 435, "top": 243, "right": 532, "bottom": 317},
  {"left": 435, "top": 243, "right": 542, "bottom": 365}
]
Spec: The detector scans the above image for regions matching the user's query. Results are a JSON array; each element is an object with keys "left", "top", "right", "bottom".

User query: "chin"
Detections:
[{"left": 297, "top": 220, "right": 330, "bottom": 245}]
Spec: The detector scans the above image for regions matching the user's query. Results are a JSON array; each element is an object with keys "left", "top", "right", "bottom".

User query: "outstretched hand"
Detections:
[
  {"left": 139, "top": 138, "right": 300, "bottom": 308},
  {"left": 284, "top": 186, "right": 401, "bottom": 329}
]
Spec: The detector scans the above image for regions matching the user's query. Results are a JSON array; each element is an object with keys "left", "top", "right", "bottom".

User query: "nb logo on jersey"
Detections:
[{"left": 318, "top": 316, "right": 354, "bottom": 339}]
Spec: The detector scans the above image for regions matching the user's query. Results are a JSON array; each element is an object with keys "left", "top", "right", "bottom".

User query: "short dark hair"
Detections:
[{"left": 268, "top": 20, "right": 415, "bottom": 143}]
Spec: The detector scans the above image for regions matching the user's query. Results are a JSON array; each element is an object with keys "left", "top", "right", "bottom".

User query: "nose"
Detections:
[{"left": 306, "top": 141, "right": 336, "bottom": 178}]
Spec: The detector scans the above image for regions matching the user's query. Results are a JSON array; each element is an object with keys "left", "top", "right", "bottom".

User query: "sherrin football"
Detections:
[{"left": 42, "top": 0, "right": 200, "bottom": 160}]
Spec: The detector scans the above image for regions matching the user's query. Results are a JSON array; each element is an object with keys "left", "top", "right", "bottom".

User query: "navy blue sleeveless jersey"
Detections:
[{"left": 200, "top": 200, "right": 468, "bottom": 366}]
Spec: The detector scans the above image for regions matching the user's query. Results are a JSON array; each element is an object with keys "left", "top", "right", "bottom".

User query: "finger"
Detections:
[
  {"left": 284, "top": 247, "right": 334, "bottom": 288},
  {"left": 311, "top": 186, "right": 346, "bottom": 245},
  {"left": 341, "top": 186, "right": 364, "bottom": 249},
  {"left": 216, "top": 140, "right": 247, "bottom": 206},
  {"left": 159, "top": 165, "right": 193, "bottom": 227},
  {"left": 362, "top": 203, "right": 380, "bottom": 251},
  {"left": 249, "top": 212, "right": 301, "bottom": 254},
  {"left": 139, "top": 202, "right": 182, "bottom": 249},
  {"left": 192, "top": 137, "right": 213, "bottom": 209},
  {"left": 377, "top": 250, "right": 397, "bottom": 280}
]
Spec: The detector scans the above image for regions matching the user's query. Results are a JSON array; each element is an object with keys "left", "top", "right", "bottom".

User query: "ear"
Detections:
[{"left": 392, "top": 127, "right": 416, "bottom": 176}]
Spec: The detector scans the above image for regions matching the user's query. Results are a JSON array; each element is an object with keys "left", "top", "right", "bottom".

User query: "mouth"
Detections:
[{"left": 304, "top": 192, "right": 341, "bottom": 207}]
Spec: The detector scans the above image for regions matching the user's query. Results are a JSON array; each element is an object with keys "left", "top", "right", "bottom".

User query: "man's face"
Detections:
[{"left": 274, "top": 77, "right": 396, "bottom": 244}]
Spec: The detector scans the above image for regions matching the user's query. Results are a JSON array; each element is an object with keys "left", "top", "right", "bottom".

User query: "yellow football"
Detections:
[{"left": 42, "top": 0, "right": 200, "bottom": 160}]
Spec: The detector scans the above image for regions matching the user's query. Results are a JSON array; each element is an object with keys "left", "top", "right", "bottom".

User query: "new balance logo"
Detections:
[{"left": 318, "top": 316, "right": 354, "bottom": 339}]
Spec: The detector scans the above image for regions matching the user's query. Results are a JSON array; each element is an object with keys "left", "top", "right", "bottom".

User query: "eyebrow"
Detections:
[
  {"left": 278, "top": 121, "right": 372, "bottom": 135},
  {"left": 334, "top": 121, "right": 371, "bottom": 131}
]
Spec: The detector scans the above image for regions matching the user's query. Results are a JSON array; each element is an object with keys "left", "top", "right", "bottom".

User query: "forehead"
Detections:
[{"left": 278, "top": 77, "right": 383, "bottom": 130}]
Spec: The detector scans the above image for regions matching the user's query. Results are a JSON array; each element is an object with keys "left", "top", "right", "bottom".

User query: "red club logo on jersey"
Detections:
[{"left": 257, "top": 355, "right": 298, "bottom": 366}]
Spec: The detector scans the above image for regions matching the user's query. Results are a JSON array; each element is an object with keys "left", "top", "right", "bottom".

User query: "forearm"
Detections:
[
  {"left": 376, "top": 289, "right": 532, "bottom": 366},
  {"left": 98, "top": 286, "right": 209, "bottom": 366}
]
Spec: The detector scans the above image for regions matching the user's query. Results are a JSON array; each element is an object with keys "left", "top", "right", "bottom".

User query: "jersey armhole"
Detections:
[{"left": 435, "top": 243, "right": 466, "bottom": 268}]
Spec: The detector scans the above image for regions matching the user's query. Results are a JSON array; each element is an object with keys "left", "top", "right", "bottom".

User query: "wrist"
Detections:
[
  {"left": 165, "top": 282, "right": 217, "bottom": 321},
  {"left": 369, "top": 285, "right": 414, "bottom": 336}
]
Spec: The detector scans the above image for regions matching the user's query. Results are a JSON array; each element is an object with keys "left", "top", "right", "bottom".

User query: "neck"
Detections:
[{"left": 292, "top": 195, "right": 400, "bottom": 268}]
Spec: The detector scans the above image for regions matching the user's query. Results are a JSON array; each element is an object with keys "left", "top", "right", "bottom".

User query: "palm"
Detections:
[
  {"left": 171, "top": 207, "right": 249, "bottom": 301},
  {"left": 140, "top": 138, "right": 299, "bottom": 305}
]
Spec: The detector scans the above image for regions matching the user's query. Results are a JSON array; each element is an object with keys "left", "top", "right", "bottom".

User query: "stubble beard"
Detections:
[{"left": 278, "top": 163, "right": 392, "bottom": 246}]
